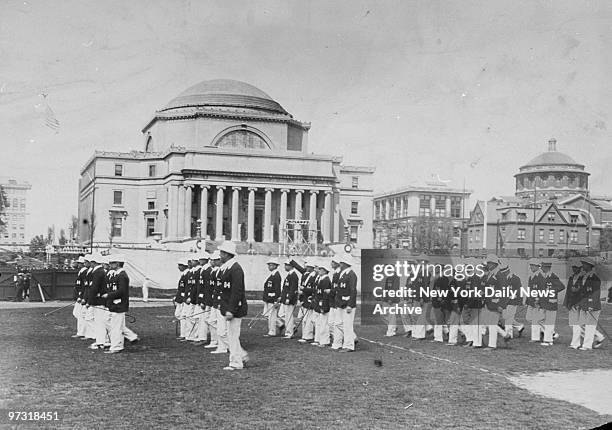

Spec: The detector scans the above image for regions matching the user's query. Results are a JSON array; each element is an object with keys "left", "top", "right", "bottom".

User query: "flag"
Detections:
[{"left": 40, "top": 93, "right": 60, "bottom": 132}]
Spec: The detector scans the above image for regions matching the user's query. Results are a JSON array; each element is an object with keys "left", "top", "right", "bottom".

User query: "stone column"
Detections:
[
  {"left": 294, "top": 190, "right": 304, "bottom": 241},
  {"left": 231, "top": 187, "right": 241, "bottom": 241},
  {"left": 385, "top": 199, "right": 391, "bottom": 220},
  {"left": 200, "top": 185, "right": 209, "bottom": 238},
  {"left": 400, "top": 197, "right": 405, "bottom": 218},
  {"left": 215, "top": 186, "right": 225, "bottom": 241},
  {"left": 279, "top": 189, "right": 288, "bottom": 243},
  {"left": 185, "top": 185, "right": 192, "bottom": 238},
  {"left": 323, "top": 190, "right": 332, "bottom": 244},
  {"left": 430, "top": 196, "right": 436, "bottom": 216},
  {"left": 263, "top": 188, "right": 273, "bottom": 243},
  {"left": 247, "top": 187, "right": 256, "bottom": 243},
  {"left": 177, "top": 185, "right": 185, "bottom": 238},
  {"left": 333, "top": 193, "right": 340, "bottom": 243},
  {"left": 309, "top": 190, "right": 318, "bottom": 234},
  {"left": 445, "top": 196, "right": 451, "bottom": 217},
  {"left": 168, "top": 185, "right": 178, "bottom": 239}
]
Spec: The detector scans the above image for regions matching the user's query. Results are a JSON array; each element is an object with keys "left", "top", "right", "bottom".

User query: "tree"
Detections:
[
  {"left": 412, "top": 217, "right": 455, "bottom": 254},
  {"left": 600, "top": 226, "right": 612, "bottom": 252},
  {"left": 59, "top": 228, "right": 67, "bottom": 245},
  {"left": 46, "top": 226, "right": 55, "bottom": 245},
  {"left": 29, "top": 234, "right": 47, "bottom": 253},
  {"left": 0, "top": 185, "right": 7, "bottom": 235},
  {"left": 70, "top": 215, "right": 79, "bottom": 242}
]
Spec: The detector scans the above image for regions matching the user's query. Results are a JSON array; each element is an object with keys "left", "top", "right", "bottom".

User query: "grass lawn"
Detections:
[{"left": 0, "top": 303, "right": 610, "bottom": 429}]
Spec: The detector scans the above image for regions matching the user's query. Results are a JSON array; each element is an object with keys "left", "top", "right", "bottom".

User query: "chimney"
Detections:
[{"left": 548, "top": 138, "right": 557, "bottom": 152}]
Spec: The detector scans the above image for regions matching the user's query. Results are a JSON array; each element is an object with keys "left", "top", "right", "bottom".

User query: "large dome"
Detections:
[
  {"left": 162, "top": 79, "right": 289, "bottom": 115},
  {"left": 520, "top": 138, "right": 583, "bottom": 169}
]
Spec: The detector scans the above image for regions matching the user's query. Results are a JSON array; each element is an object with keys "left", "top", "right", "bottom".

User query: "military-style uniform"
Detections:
[
  {"left": 443, "top": 276, "right": 462, "bottom": 345},
  {"left": 566, "top": 264, "right": 584, "bottom": 348},
  {"left": 460, "top": 260, "right": 485, "bottom": 347},
  {"left": 173, "top": 265, "right": 189, "bottom": 340},
  {"left": 331, "top": 257, "right": 358, "bottom": 351},
  {"left": 412, "top": 271, "right": 433, "bottom": 340},
  {"left": 525, "top": 263, "right": 545, "bottom": 342},
  {"left": 312, "top": 269, "right": 332, "bottom": 346},
  {"left": 184, "top": 263, "right": 201, "bottom": 341},
  {"left": 262, "top": 265, "right": 282, "bottom": 336},
  {"left": 298, "top": 269, "right": 318, "bottom": 342},
  {"left": 278, "top": 267, "right": 300, "bottom": 338},
  {"left": 104, "top": 266, "right": 130, "bottom": 352},
  {"left": 381, "top": 274, "right": 401, "bottom": 337},
  {"left": 431, "top": 274, "right": 452, "bottom": 343},
  {"left": 577, "top": 261, "right": 603, "bottom": 350},
  {"left": 86, "top": 260, "right": 108, "bottom": 348},
  {"left": 482, "top": 265, "right": 507, "bottom": 348},
  {"left": 538, "top": 263, "right": 565, "bottom": 345},
  {"left": 211, "top": 258, "right": 230, "bottom": 354},
  {"left": 328, "top": 264, "right": 341, "bottom": 341},
  {"left": 499, "top": 267, "right": 524, "bottom": 338},
  {"left": 195, "top": 259, "right": 212, "bottom": 344},
  {"left": 72, "top": 264, "right": 88, "bottom": 338}
]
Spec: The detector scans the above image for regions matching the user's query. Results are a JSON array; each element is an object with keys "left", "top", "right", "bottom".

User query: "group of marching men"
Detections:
[
  {"left": 72, "top": 253, "right": 138, "bottom": 353},
  {"left": 382, "top": 254, "right": 605, "bottom": 351},
  {"left": 174, "top": 245, "right": 359, "bottom": 363}
]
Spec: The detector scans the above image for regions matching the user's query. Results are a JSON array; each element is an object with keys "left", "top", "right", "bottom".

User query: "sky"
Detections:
[{"left": 1, "top": 0, "right": 611, "bottom": 239}]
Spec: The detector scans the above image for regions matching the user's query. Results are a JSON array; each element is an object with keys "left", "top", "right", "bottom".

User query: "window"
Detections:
[
  {"left": 434, "top": 197, "right": 446, "bottom": 217},
  {"left": 19, "top": 224, "right": 24, "bottom": 230},
  {"left": 147, "top": 201, "right": 156, "bottom": 210},
  {"left": 548, "top": 213, "right": 555, "bottom": 222},
  {"left": 450, "top": 196, "right": 462, "bottom": 218},
  {"left": 453, "top": 227, "right": 461, "bottom": 238},
  {"left": 419, "top": 195, "right": 431, "bottom": 217},
  {"left": 517, "top": 213, "right": 527, "bottom": 222},
  {"left": 570, "top": 230, "right": 578, "bottom": 243},
  {"left": 111, "top": 217, "right": 123, "bottom": 237},
  {"left": 113, "top": 191, "right": 123, "bottom": 205},
  {"left": 146, "top": 218, "right": 155, "bottom": 237},
  {"left": 559, "top": 229, "right": 565, "bottom": 243},
  {"left": 20, "top": 199, "right": 25, "bottom": 211},
  {"left": 539, "top": 229, "right": 544, "bottom": 242},
  {"left": 351, "top": 177, "right": 359, "bottom": 189},
  {"left": 517, "top": 228, "right": 526, "bottom": 240},
  {"left": 19, "top": 233, "right": 24, "bottom": 239},
  {"left": 475, "top": 229, "right": 480, "bottom": 242},
  {"left": 216, "top": 130, "right": 269, "bottom": 150},
  {"left": 501, "top": 212, "right": 508, "bottom": 221},
  {"left": 350, "top": 225, "right": 358, "bottom": 244},
  {"left": 114, "top": 164, "right": 123, "bottom": 176},
  {"left": 549, "top": 229, "right": 555, "bottom": 243},
  {"left": 351, "top": 201, "right": 359, "bottom": 215},
  {"left": 148, "top": 164, "right": 156, "bottom": 177},
  {"left": 13, "top": 198, "right": 18, "bottom": 208}
]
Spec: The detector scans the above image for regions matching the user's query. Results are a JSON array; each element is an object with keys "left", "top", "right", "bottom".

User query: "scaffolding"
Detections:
[{"left": 283, "top": 219, "right": 318, "bottom": 256}]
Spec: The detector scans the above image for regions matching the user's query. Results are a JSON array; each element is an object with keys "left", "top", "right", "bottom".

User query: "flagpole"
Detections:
[{"left": 531, "top": 181, "right": 537, "bottom": 258}]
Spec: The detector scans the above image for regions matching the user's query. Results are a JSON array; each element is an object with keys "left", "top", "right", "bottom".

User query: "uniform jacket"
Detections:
[
  {"left": 335, "top": 267, "right": 357, "bottom": 309},
  {"left": 74, "top": 267, "right": 87, "bottom": 301},
  {"left": 503, "top": 271, "right": 523, "bottom": 306},
  {"left": 218, "top": 259, "right": 248, "bottom": 318},
  {"left": 313, "top": 275, "right": 332, "bottom": 314},
  {"left": 464, "top": 275, "right": 484, "bottom": 309},
  {"left": 185, "top": 267, "right": 199, "bottom": 304},
  {"left": 525, "top": 271, "right": 544, "bottom": 308},
  {"left": 174, "top": 270, "right": 188, "bottom": 304},
  {"left": 329, "top": 268, "right": 340, "bottom": 308},
  {"left": 211, "top": 267, "right": 222, "bottom": 309},
  {"left": 106, "top": 268, "right": 129, "bottom": 313},
  {"left": 539, "top": 272, "right": 565, "bottom": 311},
  {"left": 578, "top": 270, "right": 601, "bottom": 312},
  {"left": 280, "top": 270, "right": 300, "bottom": 305},
  {"left": 87, "top": 265, "right": 107, "bottom": 307},
  {"left": 564, "top": 272, "right": 583, "bottom": 309},
  {"left": 484, "top": 269, "right": 505, "bottom": 312},
  {"left": 197, "top": 264, "right": 212, "bottom": 306},
  {"left": 432, "top": 276, "right": 450, "bottom": 309},
  {"left": 299, "top": 271, "right": 317, "bottom": 309},
  {"left": 262, "top": 270, "right": 282, "bottom": 303}
]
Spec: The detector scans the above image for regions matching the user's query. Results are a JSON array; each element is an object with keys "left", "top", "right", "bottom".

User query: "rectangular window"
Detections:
[
  {"left": 147, "top": 200, "right": 156, "bottom": 210},
  {"left": 570, "top": 215, "right": 578, "bottom": 224},
  {"left": 549, "top": 229, "right": 555, "bottom": 243},
  {"left": 548, "top": 213, "right": 555, "bottom": 222},
  {"left": 351, "top": 176, "right": 359, "bottom": 189},
  {"left": 148, "top": 164, "right": 156, "bottom": 177},
  {"left": 146, "top": 218, "right": 155, "bottom": 237},
  {"left": 114, "top": 164, "right": 123, "bottom": 177},
  {"left": 450, "top": 196, "right": 462, "bottom": 218},
  {"left": 434, "top": 197, "right": 446, "bottom": 217},
  {"left": 419, "top": 195, "right": 431, "bottom": 217},
  {"left": 570, "top": 230, "right": 578, "bottom": 243},
  {"left": 351, "top": 201, "right": 359, "bottom": 215},
  {"left": 517, "top": 213, "right": 527, "bottom": 222},
  {"left": 19, "top": 233, "right": 24, "bottom": 239},
  {"left": 350, "top": 225, "right": 358, "bottom": 244},
  {"left": 517, "top": 228, "right": 526, "bottom": 240},
  {"left": 113, "top": 191, "right": 123, "bottom": 205},
  {"left": 559, "top": 229, "right": 565, "bottom": 243},
  {"left": 112, "top": 217, "right": 123, "bottom": 237},
  {"left": 538, "top": 229, "right": 544, "bottom": 242}
]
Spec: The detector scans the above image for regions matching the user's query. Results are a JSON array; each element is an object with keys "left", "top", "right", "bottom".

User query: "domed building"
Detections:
[
  {"left": 78, "top": 79, "right": 374, "bottom": 249},
  {"left": 514, "top": 138, "right": 589, "bottom": 200}
]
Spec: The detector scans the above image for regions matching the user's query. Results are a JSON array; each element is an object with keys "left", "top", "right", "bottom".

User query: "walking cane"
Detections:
[
  {"left": 42, "top": 301, "right": 76, "bottom": 317},
  {"left": 247, "top": 305, "right": 275, "bottom": 329},
  {"left": 293, "top": 308, "right": 312, "bottom": 336}
]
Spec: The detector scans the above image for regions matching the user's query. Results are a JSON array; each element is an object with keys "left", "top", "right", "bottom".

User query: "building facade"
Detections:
[
  {"left": 78, "top": 79, "right": 374, "bottom": 249},
  {"left": 0, "top": 177, "right": 32, "bottom": 249},
  {"left": 373, "top": 180, "right": 471, "bottom": 251},
  {"left": 467, "top": 139, "right": 612, "bottom": 257}
]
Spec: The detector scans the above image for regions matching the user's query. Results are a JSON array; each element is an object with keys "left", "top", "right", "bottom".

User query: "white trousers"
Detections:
[
  {"left": 106, "top": 312, "right": 125, "bottom": 351},
  {"left": 92, "top": 306, "right": 109, "bottom": 346},
  {"left": 332, "top": 308, "right": 356, "bottom": 350},
  {"left": 197, "top": 307, "right": 210, "bottom": 341},
  {"left": 263, "top": 303, "right": 279, "bottom": 336},
  {"left": 314, "top": 312, "right": 330, "bottom": 345},
  {"left": 206, "top": 307, "right": 218, "bottom": 345},
  {"left": 185, "top": 304, "right": 199, "bottom": 341},
  {"left": 329, "top": 308, "right": 341, "bottom": 339},
  {"left": 501, "top": 305, "right": 523, "bottom": 337},
  {"left": 278, "top": 304, "right": 295, "bottom": 337},
  {"left": 215, "top": 309, "right": 229, "bottom": 352},
  {"left": 301, "top": 309, "right": 316, "bottom": 340},
  {"left": 73, "top": 303, "right": 86, "bottom": 337},
  {"left": 227, "top": 318, "right": 247, "bottom": 369}
]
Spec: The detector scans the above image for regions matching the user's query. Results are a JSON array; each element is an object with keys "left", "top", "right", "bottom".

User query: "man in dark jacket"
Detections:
[
  {"left": 218, "top": 242, "right": 249, "bottom": 370},
  {"left": 72, "top": 256, "right": 87, "bottom": 339},
  {"left": 102, "top": 254, "right": 130, "bottom": 354},
  {"left": 539, "top": 259, "right": 565, "bottom": 346},
  {"left": 312, "top": 262, "right": 332, "bottom": 347},
  {"left": 86, "top": 253, "right": 108, "bottom": 350},
  {"left": 279, "top": 259, "right": 300, "bottom": 339},
  {"left": 578, "top": 257, "right": 605, "bottom": 350},
  {"left": 262, "top": 258, "right": 282, "bottom": 337},
  {"left": 174, "top": 259, "right": 189, "bottom": 341},
  {"left": 331, "top": 254, "right": 358, "bottom": 352},
  {"left": 298, "top": 260, "right": 318, "bottom": 343}
]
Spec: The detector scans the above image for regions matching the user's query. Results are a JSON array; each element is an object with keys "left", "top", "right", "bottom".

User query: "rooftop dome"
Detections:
[
  {"left": 522, "top": 139, "right": 582, "bottom": 168},
  {"left": 162, "top": 79, "right": 289, "bottom": 115}
]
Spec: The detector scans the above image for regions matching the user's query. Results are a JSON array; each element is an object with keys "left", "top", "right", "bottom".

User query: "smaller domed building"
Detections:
[{"left": 78, "top": 79, "right": 374, "bottom": 250}]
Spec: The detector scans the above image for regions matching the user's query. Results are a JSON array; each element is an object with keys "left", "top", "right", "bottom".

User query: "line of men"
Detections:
[
  {"left": 381, "top": 254, "right": 605, "bottom": 351},
  {"left": 72, "top": 253, "right": 138, "bottom": 354},
  {"left": 260, "top": 253, "right": 358, "bottom": 351},
  {"left": 173, "top": 242, "right": 249, "bottom": 371}
]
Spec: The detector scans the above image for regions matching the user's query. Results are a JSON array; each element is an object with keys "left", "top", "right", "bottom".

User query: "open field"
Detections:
[{"left": 0, "top": 303, "right": 611, "bottom": 429}]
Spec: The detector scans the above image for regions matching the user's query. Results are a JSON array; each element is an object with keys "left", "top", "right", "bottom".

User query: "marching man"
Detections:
[
  {"left": 577, "top": 257, "right": 605, "bottom": 350},
  {"left": 525, "top": 258, "right": 545, "bottom": 343},
  {"left": 85, "top": 253, "right": 109, "bottom": 350},
  {"left": 173, "top": 259, "right": 189, "bottom": 341},
  {"left": 298, "top": 260, "right": 318, "bottom": 343},
  {"left": 194, "top": 251, "right": 212, "bottom": 346},
  {"left": 101, "top": 255, "right": 131, "bottom": 354},
  {"left": 566, "top": 258, "right": 584, "bottom": 349},
  {"left": 331, "top": 254, "right": 358, "bottom": 352},
  {"left": 312, "top": 262, "right": 332, "bottom": 347},
  {"left": 538, "top": 259, "right": 565, "bottom": 346},
  {"left": 208, "top": 251, "right": 225, "bottom": 352},
  {"left": 278, "top": 259, "right": 300, "bottom": 339},
  {"left": 71, "top": 255, "right": 87, "bottom": 339},
  {"left": 262, "top": 258, "right": 282, "bottom": 337},
  {"left": 217, "top": 242, "right": 249, "bottom": 371}
]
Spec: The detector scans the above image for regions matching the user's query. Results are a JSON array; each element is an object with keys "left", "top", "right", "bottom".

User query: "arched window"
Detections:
[{"left": 215, "top": 130, "right": 270, "bottom": 150}]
